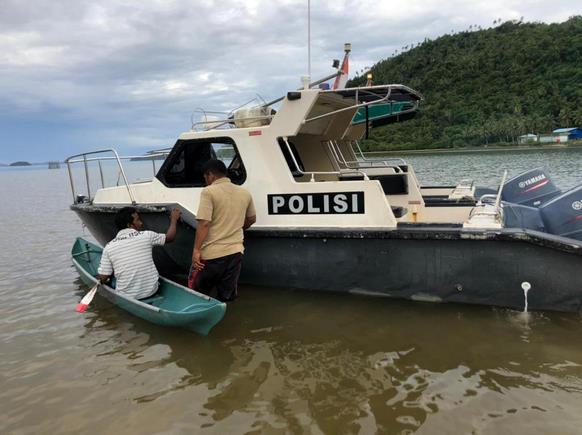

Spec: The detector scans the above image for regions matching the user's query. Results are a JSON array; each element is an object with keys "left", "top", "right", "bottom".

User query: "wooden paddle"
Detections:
[{"left": 76, "top": 283, "right": 99, "bottom": 313}]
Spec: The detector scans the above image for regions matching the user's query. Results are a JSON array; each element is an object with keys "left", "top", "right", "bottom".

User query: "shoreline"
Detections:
[{"left": 364, "top": 143, "right": 582, "bottom": 155}]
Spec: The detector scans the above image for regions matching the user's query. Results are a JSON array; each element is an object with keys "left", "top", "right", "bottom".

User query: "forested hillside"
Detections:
[{"left": 351, "top": 17, "right": 582, "bottom": 150}]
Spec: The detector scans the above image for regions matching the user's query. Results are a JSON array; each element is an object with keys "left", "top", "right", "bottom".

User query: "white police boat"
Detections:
[{"left": 66, "top": 68, "right": 582, "bottom": 313}]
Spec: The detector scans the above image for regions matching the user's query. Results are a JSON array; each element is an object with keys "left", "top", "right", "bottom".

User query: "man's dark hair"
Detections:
[
  {"left": 114, "top": 207, "right": 137, "bottom": 231},
  {"left": 202, "top": 159, "right": 227, "bottom": 177}
]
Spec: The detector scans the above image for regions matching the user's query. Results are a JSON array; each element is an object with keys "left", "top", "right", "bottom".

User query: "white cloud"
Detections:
[{"left": 0, "top": 0, "right": 579, "bottom": 159}]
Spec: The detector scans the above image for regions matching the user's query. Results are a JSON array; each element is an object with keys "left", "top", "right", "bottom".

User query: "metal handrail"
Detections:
[
  {"left": 475, "top": 170, "right": 508, "bottom": 209},
  {"left": 68, "top": 153, "right": 169, "bottom": 176},
  {"left": 352, "top": 140, "right": 408, "bottom": 167},
  {"left": 189, "top": 82, "right": 420, "bottom": 133},
  {"left": 190, "top": 108, "right": 230, "bottom": 131},
  {"left": 261, "top": 71, "right": 343, "bottom": 107},
  {"left": 326, "top": 140, "right": 388, "bottom": 171},
  {"left": 66, "top": 153, "right": 169, "bottom": 164},
  {"left": 326, "top": 140, "right": 349, "bottom": 170},
  {"left": 495, "top": 170, "right": 508, "bottom": 209},
  {"left": 326, "top": 140, "right": 404, "bottom": 172},
  {"left": 340, "top": 100, "right": 419, "bottom": 140},
  {"left": 191, "top": 114, "right": 275, "bottom": 131},
  {"left": 282, "top": 137, "right": 369, "bottom": 182},
  {"left": 65, "top": 149, "right": 168, "bottom": 205},
  {"left": 304, "top": 86, "right": 394, "bottom": 124},
  {"left": 478, "top": 194, "right": 498, "bottom": 205}
]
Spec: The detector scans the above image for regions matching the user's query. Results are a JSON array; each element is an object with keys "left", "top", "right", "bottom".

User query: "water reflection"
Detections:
[
  {"left": 403, "top": 147, "right": 582, "bottom": 188},
  {"left": 3, "top": 161, "right": 582, "bottom": 434},
  {"left": 75, "top": 282, "right": 582, "bottom": 434}
]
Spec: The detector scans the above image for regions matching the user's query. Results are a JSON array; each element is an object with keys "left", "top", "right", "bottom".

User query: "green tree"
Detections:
[{"left": 349, "top": 17, "right": 582, "bottom": 150}]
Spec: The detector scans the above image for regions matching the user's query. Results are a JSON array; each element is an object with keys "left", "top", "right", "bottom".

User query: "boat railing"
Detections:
[
  {"left": 467, "top": 170, "right": 508, "bottom": 225},
  {"left": 191, "top": 83, "right": 421, "bottom": 133},
  {"left": 304, "top": 85, "right": 422, "bottom": 126},
  {"left": 190, "top": 108, "right": 231, "bottom": 131},
  {"left": 324, "top": 140, "right": 406, "bottom": 173},
  {"left": 190, "top": 98, "right": 275, "bottom": 131},
  {"left": 281, "top": 137, "right": 370, "bottom": 182},
  {"left": 476, "top": 171, "right": 508, "bottom": 208},
  {"left": 261, "top": 71, "right": 343, "bottom": 107},
  {"left": 351, "top": 140, "right": 408, "bottom": 168},
  {"left": 65, "top": 149, "right": 169, "bottom": 205},
  {"left": 191, "top": 113, "right": 275, "bottom": 131}
]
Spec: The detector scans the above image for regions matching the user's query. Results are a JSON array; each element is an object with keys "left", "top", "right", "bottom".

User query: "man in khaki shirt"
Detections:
[{"left": 190, "top": 159, "right": 256, "bottom": 301}]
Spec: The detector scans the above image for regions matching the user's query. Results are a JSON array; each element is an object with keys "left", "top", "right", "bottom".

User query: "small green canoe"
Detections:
[{"left": 71, "top": 237, "right": 226, "bottom": 335}]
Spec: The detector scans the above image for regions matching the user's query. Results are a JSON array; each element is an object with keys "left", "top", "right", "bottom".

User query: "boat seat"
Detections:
[
  {"left": 360, "top": 167, "right": 398, "bottom": 176},
  {"left": 371, "top": 174, "right": 409, "bottom": 195},
  {"left": 338, "top": 173, "right": 409, "bottom": 195},
  {"left": 141, "top": 295, "right": 164, "bottom": 305}
]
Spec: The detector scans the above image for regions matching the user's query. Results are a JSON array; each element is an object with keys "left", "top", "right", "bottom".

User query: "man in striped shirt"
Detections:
[{"left": 97, "top": 207, "right": 181, "bottom": 299}]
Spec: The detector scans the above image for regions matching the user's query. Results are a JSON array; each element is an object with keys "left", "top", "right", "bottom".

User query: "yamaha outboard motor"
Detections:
[
  {"left": 502, "top": 168, "right": 561, "bottom": 207},
  {"left": 539, "top": 185, "right": 582, "bottom": 241},
  {"left": 502, "top": 203, "right": 546, "bottom": 233}
]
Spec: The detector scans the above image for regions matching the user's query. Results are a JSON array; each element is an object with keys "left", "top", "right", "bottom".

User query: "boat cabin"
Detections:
[{"left": 67, "top": 84, "right": 485, "bottom": 230}]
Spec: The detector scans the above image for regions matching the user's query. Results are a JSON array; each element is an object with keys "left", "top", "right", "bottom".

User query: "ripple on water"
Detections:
[{"left": 2, "top": 162, "right": 582, "bottom": 434}]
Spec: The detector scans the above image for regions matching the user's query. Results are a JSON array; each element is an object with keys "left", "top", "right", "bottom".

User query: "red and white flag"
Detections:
[{"left": 332, "top": 51, "right": 350, "bottom": 90}]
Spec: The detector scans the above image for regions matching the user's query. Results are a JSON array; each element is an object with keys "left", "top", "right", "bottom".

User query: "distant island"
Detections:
[{"left": 10, "top": 161, "right": 32, "bottom": 166}]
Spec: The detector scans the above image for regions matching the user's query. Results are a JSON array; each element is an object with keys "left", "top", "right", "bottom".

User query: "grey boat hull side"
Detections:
[{"left": 71, "top": 204, "right": 582, "bottom": 313}]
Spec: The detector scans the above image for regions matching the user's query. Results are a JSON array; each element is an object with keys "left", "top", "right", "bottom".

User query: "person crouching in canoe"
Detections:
[
  {"left": 96, "top": 207, "right": 181, "bottom": 299},
  {"left": 190, "top": 159, "right": 256, "bottom": 302}
]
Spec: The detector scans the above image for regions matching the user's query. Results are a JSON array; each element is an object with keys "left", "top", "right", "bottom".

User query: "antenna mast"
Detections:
[{"left": 307, "top": 0, "right": 311, "bottom": 79}]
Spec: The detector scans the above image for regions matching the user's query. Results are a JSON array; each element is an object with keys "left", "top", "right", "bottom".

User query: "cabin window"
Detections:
[{"left": 156, "top": 137, "right": 246, "bottom": 187}]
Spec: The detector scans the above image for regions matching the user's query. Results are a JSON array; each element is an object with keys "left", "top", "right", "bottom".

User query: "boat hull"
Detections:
[
  {"left": 71, "top": 237, "right": 226, "bottom": 335},
  {"left": 72, "top": 204, "right": 582, "bottom": 313}
]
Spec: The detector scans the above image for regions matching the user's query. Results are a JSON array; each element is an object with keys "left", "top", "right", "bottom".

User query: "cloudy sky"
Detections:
[{"left": 0, "top": 0, "right": 578, "bottom": 162}]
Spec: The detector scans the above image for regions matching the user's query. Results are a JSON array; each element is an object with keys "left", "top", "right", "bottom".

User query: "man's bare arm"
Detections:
[
  {"left": 243, "top": 215, "right": 256, "bottom": 230},
  {"left": 165, "top": 208, "right": 182, "bottom": 243},
  {"left": 192, "top": 219, "right": 211, "bottom": 270},
  {"left": 97, "top": 274, "right": 111, "bottom": 284}
]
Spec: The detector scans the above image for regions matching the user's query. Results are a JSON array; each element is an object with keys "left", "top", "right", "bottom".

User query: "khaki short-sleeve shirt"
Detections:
[{"left": 196, "top": 177, "right": 256, "bottom": 260}]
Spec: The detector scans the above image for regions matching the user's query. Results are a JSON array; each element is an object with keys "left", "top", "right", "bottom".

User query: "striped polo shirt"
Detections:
[{"left": 98, "top": 229, "right": 166, "bottom": 299}]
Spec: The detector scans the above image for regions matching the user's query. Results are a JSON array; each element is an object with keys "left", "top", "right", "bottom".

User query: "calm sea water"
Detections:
[{"left": 2, "top": 148, "right": 582, "bottom": 434}]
